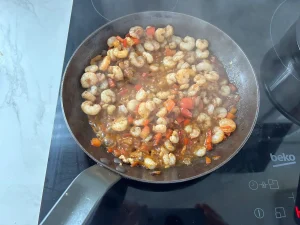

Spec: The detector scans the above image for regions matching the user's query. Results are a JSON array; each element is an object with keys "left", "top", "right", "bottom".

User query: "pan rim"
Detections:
[{"left": 60, "top": 11, "right": 260, "bottom": 184}]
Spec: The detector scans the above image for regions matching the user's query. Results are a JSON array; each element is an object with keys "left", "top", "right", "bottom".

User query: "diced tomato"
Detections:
[
  {"left": 205, "top": 156, "right": 212, "bottom": 165},
  {"left": 164, "top": 48, "right": 176, "bottom": 56},
  {"left": 180, "top": 108, "right": 192, "bottom": 118},
  {"left": 113, "top": 149, "right": 121, "bottom": 157},
  {"left": 127, "top": 116, "right": 134, "bottom": 124},
  {"left": 131, "top": 161, "right": 139, "bottom": 167},
  {"left": 140, "top": 126, "right": 150, "bottom": 139},
  {"left": 176, "top": 116, "right": 185, "bottom": 123},
  {"left": 135, "top": 84, "right": 142, "bottom": 91},
  {"left": 164, "top": 99, "right": 176, "bottom": 112},
  {"left": 108, "top": 78, "right": 116, "bottom": 88},
  {"left": 180, "top": 98, "right": 194, "bottom": 109},
  {"left": 118, "top": 88, "right": 128, "bottom": 96},
  {"left": 226, "top": 112, "right": 236, "bottom": 119},
  {"left": 153, "top": 133, "right": 162, "bottom": 146},
  {"left": 116, "top": 36, "right": 124, "bottom": 42},
  {"left": 131, "top": 37, "right": 140, "bottom": 45},
  {"left": 122, "top": 39, "right": 128, "bottom": 47},
  {"left": 205, "top": 129, "right": 212, "bottom": 151},
  {"left": 146, "top": 26, "right": 155, "bottom": 37},
  {"left": 228, "top": 83, "right": 237, "bottom": 92},
  {"left": 165, "top": 129, "right": 173, "bottom": 139},
  {"left": 123, "top": 133, "right": 131, "bottom": 137},
  {"left": 90, "top": 138, "right": 101, "bottom": 147},
  {"left": 107, "top": 147, "right": 113, "bottom": 153},
  {"left": 184, "top": 137, "right": 189, "bottom": 145},
  {"left": 229, "top": 107, "right": 237, "bottom": 114},
  {"left": 143, "top": 119, "right": 150, "bottom": 126},
  {"left": 183, "top": 119, "right": 191, "bottom": 126},
  {"left": 142, "top": 72, "right": 148, "bottom": 78}
]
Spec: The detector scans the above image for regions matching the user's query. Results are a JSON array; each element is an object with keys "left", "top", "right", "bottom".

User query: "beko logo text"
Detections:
[{"left": 270, "top": 153, "right": 296, "bottom": 167}]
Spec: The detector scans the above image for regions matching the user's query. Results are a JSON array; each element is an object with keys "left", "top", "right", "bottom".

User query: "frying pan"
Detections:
[{"left": 40, "top": 11, "right": 259, "bottom": 225}]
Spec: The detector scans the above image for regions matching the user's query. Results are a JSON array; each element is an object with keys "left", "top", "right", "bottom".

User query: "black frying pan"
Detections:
[{"left": 40, "top": 11, "right": 259, "bottom": 225}]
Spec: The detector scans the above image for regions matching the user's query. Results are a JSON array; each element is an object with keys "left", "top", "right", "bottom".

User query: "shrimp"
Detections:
[
  {"left": 180, "top": 84, "right": 189, "bottom": 90},
  {"left": 185, "top": 51, "right": 196, "bottom": 64},
  {"left": 153, "top": 124, "right": 167, "bottom": 133},
  {"left": 207, "top": 104, "right": 215, "bottom": 115},
  {"left": 164, "top": 25, "right": 174, "bottom": 38},
  {"left": 144, "top": 40, "right": 160, "bottom": 51},
  {"left": 164, "top": 140, "right": 175, "bottom": 151},
  {"left": 80, "top": 72, "right": 98, "bottom": 88},
  {"left": 81, "top": 101, "right": 101, "bottom": 115},
  {"left": 101, "top": 89, "right": 116, "bottom": 104},
  {"left": 129, "top": 52, "right": 145, "bottom": 68},
  {"left": 169, "top": 41, "right": 177, "bottom": 49},
  {"left": 190, "top": 126, "right": 201, "bottom": 139},
  {"left": 212, "top": 97, "right": 222, "bottom": 107},
  {"left": 219, "top": 118, "right": 236, "bottom": 133},
  {"left": 134, "top": 118, "right": 145, "bottom": 126},
  {"left": 194, "top": 146, "right": 206, "bottom": 157},
  {"left": 99, "top": 56, "right": 111, "bottom": 71},
  {"left": 156, "top": 91, "right": 170, "bottom": 100},
  {"left": 196, "top": 60, "right": 213, "bottom": 72},
  {"left": 187, "top": 84, "right": 200, "bottom": 97},
  {"left": 138, "top": 102, "right": 150, "bottom": 118},
  {"left": 142, "top": 52, "right": 154, "bottom": 64},
  {"left": 163, "top": 153, "right": 176, "bottom": 168},
  {"left": 177, "top": 60, "right": 190, "bottom": 69},
  {"left": 169, "top": 130, "right": 179, "bottom": 144},
  {"left": 107, "top": 66, "right": 124, "bottom": 81},
  {"left": 204, "top": 71, "right": 219, "bottom": 81},
  {"left": 219, "top": 85, "right": 231, "bottom": 96},
  {"left": 99, "top": 79, "right": 108, "bottom": 90},
  {"left": 194, "top": 74, "right": 207, "bottom": 86},
  {"left": 127, "top": 99, "right": 140, "bottom": 112},
  {"left": 113, "top": 48, "right": 129, "bottom": 59},
  {"left": 85, "top": 65, "right": 98, "bottom": 73},
  {"left": 160, "top": 39, "right": 168, "bottom": 48},
  {"left": 89, "top": 86, "right": 100, "bottom": 96},
  {"left": 118, "top": 105, "right": 128, "bottom": 115},
  {"left": 184, "top": 125, "right": 193, "bottom": 134},
  {"left": 195, "top": 49, "right": 210, "bottom": 59},
  {"left": 176, "top": 69, "right": 195, "bottom": 84},
  {"left": 163, "top": 56, "right": 177, "bottom": 69},
  {"left": 130, "top": 127, "right": 142, "bottom": 137},
  {"left": 145, "top": 100, "right": 156, "bottom": 111},
  {"left": 111, "top": 116, "right": 128, "bottom": 132},
  {"left": 171, "top": 35, "right": 182, "bottom": 44},
  {"left": 196, "top": 39, "right": 209, "bottom": 50},
  {"left": 136, "top": 88, "right": 147, "bottom": 101},
  {"left": 107, "top": 36, "right": 117, "bottom": 47},
  {"left": 219, "top": 78, "right": 228, "bottom": 86},
  {"left": 154, "top": 28, "right": 165, "bottom": 42},
  {"left": 156, "top": 107, "right": 168, "bottom": 117},
  {"left": 166, "top": 73, "right": 177, "bottom": 85},
  {"left": 172, "top": 51, "right": 185, "bottom": 62},
  {"left": 107, "top": 49, "right": 117, "bottom": 61},
  {"left": 144, "top": 157, "right": 157, "bottom": 170},
  {"left": 149, "top": 64, "right": 159, "bottom": 72},
  {"left": 211, "top": 127, "right": 225, "bottom": 144},
  {"left": 81, "top": 91, "right": 96, "bottom": 102},
  {"left": 156, "top": 117, "right": 168, "bottom": 125},
  {"left": 107, "top": 105, "right": 116, "bottom": 115},
  {"left": 136, "top": 43, "right": 145, "bottom": 53},
  {"left": 180, "top": 36, "right": 196, "bottom": 51},
  {"left": 153, "top": 97, "right": 162, "bottom": 105},
  {"left": 129, "top": 26, "right": 144, "bottom": 39},
  {"left": 214, "top": 107, "right": 227, "bottom": 119},
  {"left": 197, "top": 113, "right": 212, "bottom": 129}
]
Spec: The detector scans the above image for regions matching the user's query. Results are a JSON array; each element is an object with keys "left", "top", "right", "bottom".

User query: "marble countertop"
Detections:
[{"left": 0, "top": 0, "right": 73, "bottom": 224}]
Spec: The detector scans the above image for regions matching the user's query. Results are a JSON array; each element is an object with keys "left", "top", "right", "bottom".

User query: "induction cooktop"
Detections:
[{"left": 39, "top": 0, "right": 300, "bottom": 224}]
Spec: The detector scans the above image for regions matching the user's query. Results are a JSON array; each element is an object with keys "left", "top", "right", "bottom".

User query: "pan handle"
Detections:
[{"left": 40, "top": 164, "right": 121, "bottom": 225}]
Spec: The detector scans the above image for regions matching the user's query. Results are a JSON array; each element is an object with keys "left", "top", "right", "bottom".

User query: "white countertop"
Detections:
[{"left": 0, "top": 0, "right": 73, "bottom": 224}]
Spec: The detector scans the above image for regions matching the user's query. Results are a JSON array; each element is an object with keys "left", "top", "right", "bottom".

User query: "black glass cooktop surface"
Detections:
[{"left": 39, "top": 0, "right": 300, "bottom": 224}]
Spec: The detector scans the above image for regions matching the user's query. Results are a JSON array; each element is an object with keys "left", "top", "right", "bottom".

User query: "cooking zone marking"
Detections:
[{"left": 270, "top": 153, "right": 296, "bottom": 167}]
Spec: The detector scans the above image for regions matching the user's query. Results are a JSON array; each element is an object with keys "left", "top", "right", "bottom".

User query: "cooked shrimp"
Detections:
[
  {"left": 154, "top": 28, "right": 165, "bottom": 42},
  {"left": 197, "top": 113, "right": 212, "bottom": 129},
  {"left": 136, "top": 43, "right": 145, "bottom": 53},
  {"left": 207, "top": 104, "right": 215, "bottom": 115},
  {"left": 212, "top": 97, "right": 222, "bottom": 107},
  {"left": 145, "top": 100, "right": 156, "bottom": 111},
  {"left": 89, "top": 86, "right": 100, "bottom": 96},
  {"left": 107, "top": 105, "right": 116, "bottom": 115},
  {"left": 180, "top": 84, "right": 189, "bottom": 90},
  {"left": 107, "top": 66, "right": 124, "bottom": 81},
  {"left": 176, "top": 69, "right": 195, "bottom": 84},
  {"left": 196, "top": 39, "right": 209, "bottom": 50},
  {"left": 187, "top": 84, "right": 200, "bottom": 97},
  {"left": 219, "top": 118, "right": 236, "bottom": 133},
  {"left": 136, "top": 88, "right": 147, "bottom": 101},
  {"left": 130, "top": 127, "right": 142, "bottom": 137},
  {"left": 99, "top": 56, "right": 111, "bottom": 71},
  {"left": 180, "top": 36, "right": 195, "bottom": 51},
  {"left": 163, "top": 56, "right": 177, "bottom": 69},
  {"left": 156, "top": 107, "right": 168, "bottom": 117},
  {"left": 195, "top": 49, "right": 210, "bottom": 59},
  {"left": 194, "top": 146, "right": 206, "bottom": 157},
  {"left": 149, "top": 64, "right": 159, "bottom": 72},
  {"left": 156, "top": 91, "right": 170, "bottom": 100},
  {"left": 164, "top": 25, "right": 174, "bottom": 38},
  {"left": 80, "top": 72, "right": 98, "bottom": 88},
  {"left": 85, "top": 65, "right": 98, "bottom": 73},
  {"left": 163, "top": 153, "right": 176, "bottom": 168},
  {"left": 204, "top": 71, "right": 219, "bottom": 81},
  {"left": 99, "top": 79, "right": 108, "bottom": 90},
  {"left": 169, "top": 41, "right": 177, "bottom": 49},
  {"left": 142, "top": 52, "right": 154, "bottom": 64},
  {"left": 196, "top": 60, "right": 212, "bottom": 72},
  {"left": 212, "top": 126, "right": 225, "bottom": 144},
  {"left": 82, "top": 91, "right": 96, "bottom": 102},
  {"left": 169, "top": 130, "right": 179, "bottom": 144},
  {"left": 194, "top": 74, "right": 207, "bottom": 86},
  {"left": 107, "top": 49, "right": 117, "bottom": 61},
  {"left": 166, "top": 73, "right": 177, "bottom": 85},
  {"left": 111, "top": 116, "right": 128, "bottom": 132},
  {"left": 153, "top": 124, "right": 167, "bottom": 133},
  {"left": 129, "top": 26, "right": 144, "bottom": 39},
  {"left": 214, "top": 107, "right": 227, "bottom": 119},
  {"left": 157, "top": 117, "right": 168, "bottom": 125},
  {"left": 153, "top": 97, "right": 162, "bottom": 105},
  {"left": 172, "top": 51, "right": 185, "bottom": 62},
  {"left": 190, "top": 126, "right": 201, "bottom": 139},
  {"left": 219, "top": 85, "right": 231, "bottom": 96},
  {"left": 127, "top": 99, "right": 140, "bottom": 112},
  {"left": 107, "top": 36, "right": 117, "bottom": 47},
  {"left": 185, "top": 51, "right": 196, "bottom": 64},
  {"left": 164, "top": 140, "right": 175, "bottom": 151},
  {"left": 129, "top": 52, "right": 145, "bottom": 68},
  {"left": 101, "top": 89, "right": 116, "bottom": 104},
  {"left": 138, "top": 102, "right": 150, "bottom": 118},
  {"left": 112, "top": 48, "right": 129, "bottom": 59},
  {"left": 81, "top": 101, "right": 101, "bottom": 115},
  {"left": 144, "top": 40, "right": 159, "bottom": 51},
  {"left": 134, "top": 118, "right": 145, "bottom": 126},
  {"left": 171, "top": 35, "right": 182, "bottom": 44}
]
